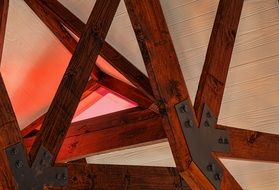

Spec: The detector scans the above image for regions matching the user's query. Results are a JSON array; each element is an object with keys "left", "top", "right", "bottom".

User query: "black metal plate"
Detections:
[
  {"left": 175, "top": 100, "right": 230, "bottom": 190},
  {"left": 6, "top": 143, "right": 68, "bottom": 190}
]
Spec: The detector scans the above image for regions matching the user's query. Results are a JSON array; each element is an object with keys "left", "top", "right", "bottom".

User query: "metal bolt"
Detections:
[
  {"left": 207, "top": 164, "right": 213, "bottom": 172},
  {"left": 218, "top": 137, "right": 224, "bottom": 144},
  {"left": 56, "top": 173, "right": 67, "bottom": 181},
  {"left": 10, "top": 148, "right": 18, "bottom": 155},
  {"left": 204, "top": 120, "right": 210, "bottom": 127},
  {"left": 180, "top": 105, "right": 188, "bottom": 113},
  {"left": 16, "top": 160, "right": 23, "bottom": 168},
  {"left": 184, "top": 120, "right": 193, "bottom": 128},
  {"left": 214, "top": 173, "right": 221, "bottom": 181}
]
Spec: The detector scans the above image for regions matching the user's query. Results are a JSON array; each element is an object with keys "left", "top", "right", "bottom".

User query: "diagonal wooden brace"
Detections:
[{"left": 175, "top": 100, "right": 230, "bottom": 189}]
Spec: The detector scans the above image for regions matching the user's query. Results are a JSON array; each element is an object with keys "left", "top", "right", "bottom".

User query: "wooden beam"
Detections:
[
  {"left": 124, "top": 0, "right": 216, "bottom": 189},
  {"left": 194, "top": 0, "right": 244, "bottom": 122},
  {"left": 34, "top": 0, "right": 154, "bottom": 100},
  {"left": 192, "top": 0, "right": 244, "bottom": 189},
  {"left": 99, "top": 73, "right": 155, "bottom": 110},
  {"left": 21, "top": 78, "right": 100, "bottom": 138},
  {"left": 0, "top": 1, "right": 24, "bottom": 189},
  {"left": 47, "top": 163, "right": 190, "bottom": 190},
  {"left": 216, "top": 126, "right": 279, "bottom": 163},
  {"left": 29, "top": 0, "right": 120, "bottom": 162},
  {"left": 24, "top": 108, "right": 165, "bottom": 162}
]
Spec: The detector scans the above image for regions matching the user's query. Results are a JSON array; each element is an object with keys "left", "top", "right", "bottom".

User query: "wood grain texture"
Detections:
[
  {"left": 39, "top": 0, "right": 154, "bottom": 100},
  {"left": 194, "top": 0, "right": 244, "bottom": 122},
  {"left": 192, "top": 0, "right": 244, "bottom": 188},
  {"left": 48, "top": 163, "right": 190, "bottom": 190},
  {"left": 124, "top": 0, "right": 216, "bottom": 188},
  {"left": 99, "top": 73, "right": 155, "bottom": 110},
  {"left": 29, "top": 0, "right": 120, "bottom": 162},
  {"left": 24, "top": 108, "right": 165, "bottom": 162},
  {"left": 21, "top": 79, "right": 100, "bottom": 138},
  {"left": 216, "top": 125, "right": 279, "bottom": 162},
  {"left": 0, "top": 1, "right": 24, "bottom": 189}
]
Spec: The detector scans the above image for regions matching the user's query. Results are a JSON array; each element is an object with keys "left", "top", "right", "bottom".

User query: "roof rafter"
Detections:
[
  {"left": 29, "top": 0, "right": 120, "bottom": 163},
  {"left": 193, "top": 0, "right": 244, "bottom": 188}
]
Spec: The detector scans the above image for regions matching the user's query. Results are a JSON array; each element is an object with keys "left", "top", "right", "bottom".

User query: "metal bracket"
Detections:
[
  {"left": 175, "top": 99, "right": 230, "bottom": 190},
  {"left": 6, "top": 143, "right": 68, "bottom": 190}
]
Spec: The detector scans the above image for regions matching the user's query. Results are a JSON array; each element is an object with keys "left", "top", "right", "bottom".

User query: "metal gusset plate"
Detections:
[
  {"left": 175, "top": 100, "right": 230, "bottom": 190},
  {"left": 6, "top": 143, "right": 68, "bottom": 190}
]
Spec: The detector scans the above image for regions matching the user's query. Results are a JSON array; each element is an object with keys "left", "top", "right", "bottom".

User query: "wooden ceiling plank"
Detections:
[
  {"left": 192, "top": 0, "right": 244, "bottom": 188},
  {"left": 21, "top": 79, "right": 100, "bottom": 138},
  {"left": 194, "top": 0, "right": 244, "bottom": 122},
  {"left": 47, "top": 163, "right": 190, "bottom": 190},
  {"left": 37, "top": 0, "right": 154, "bottom": 100},
  {"left": 24, "top": 107, "right": 165, "bottom": 162},
  {"left": 124, "top": 0, "right": 217, "bottom": 189},
  {"left": 216, "top": 126, "right": 279, "bottom": 163},
  {"left": 99, "top": 73, "right": 155, "bottom": 110},
  {"left": 29, "top": 0, "right": 120, "bottom": 162},
  {"left": 0, "top": 1, "right": 25, "bottom": 189}
]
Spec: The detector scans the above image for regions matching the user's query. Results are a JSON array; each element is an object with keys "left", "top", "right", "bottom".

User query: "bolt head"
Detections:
[
  {"left": 10, "top": 148, "right": 18, "bottom": 155},
  {"left": 184, "top": 120, "right": 193, "bottom": 128},
  {"left": 214, "top": 173, "right": 221, "bottom": 181},
  {"left": 218, "top": 137, "right": 224, "bottom": 144},
  {"left": 15, "top": 160, "right": 23, "bottom": 168},
  {"left": 207, "top": 164, "right": 213, "bottom": 172},
  {"left": 180, "top": 105, "right": 188, "bottom": 113},
  {"left": 204, "top": 120, "right": 210, "bottom": 127},
  {"left": 56, "top": 173, "right": 67, "bottom": 181}
]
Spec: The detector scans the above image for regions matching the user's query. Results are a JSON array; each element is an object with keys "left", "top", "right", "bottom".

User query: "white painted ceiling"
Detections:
[{"left": 1, "top": 0, "right": 279, "bottom": 189}]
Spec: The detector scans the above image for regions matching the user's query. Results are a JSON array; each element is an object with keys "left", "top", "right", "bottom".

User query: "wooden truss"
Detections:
[{"left": 0, "top": 0, "right": 278, "bottom": 189}]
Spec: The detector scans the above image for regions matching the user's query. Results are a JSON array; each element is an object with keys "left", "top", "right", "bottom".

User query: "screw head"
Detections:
[
  {"left": 204, "top": 120, "right": 210, "bottom": 127},
  {"left": 214, "top": 173, "right": 221, "bottom": 181},
  {"left": 218, "top": 137, "right": 224, "bottom": 144},
  {"left": 207, "top": 164, "right": 213, "bottom": 172},
  {"left": 15, "top": 160, "right": 23, "bottom": 168},
  {"left": 184, "top": 120, "right": 193, "bottom": 128},
  {"left": 10, "top": 148, "right": 18, "bottom": 155},
  {"left": 56, "top": 173, "right": 67, "bottom": 181}
]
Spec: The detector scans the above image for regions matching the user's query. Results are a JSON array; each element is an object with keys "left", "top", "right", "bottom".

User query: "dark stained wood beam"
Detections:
[
  {"left": 24, "top": 107, "right": 165, "bottom": 162},
  {"left": 32, "top": 0, "right": 154, "bottom": 100},
  {"left": 29, "top": 0, "right": 120, "bottom": 162},
  {"left": 0, "top": 1, "right": 24, "bottom": 189},
  {"left": 216, "top": 126, "right": 279, "bottom": 163},
  {"left": 124, "top": 0, "right": 215, "bottom": 189},
  {"left": 194, "top": 0, "right": 244, "bottom": 122},
  {"left": 192, "top": 0, "right": 244, "bottom": 188},
  {"left": 21, "top": 78, "right": 100, "bottom": 138},
  {"left": 47, "top": 163, "right": 190, "bottom": 190},
  {"left": 99, "top": 73, "right": 155, "bottom": 110}
]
